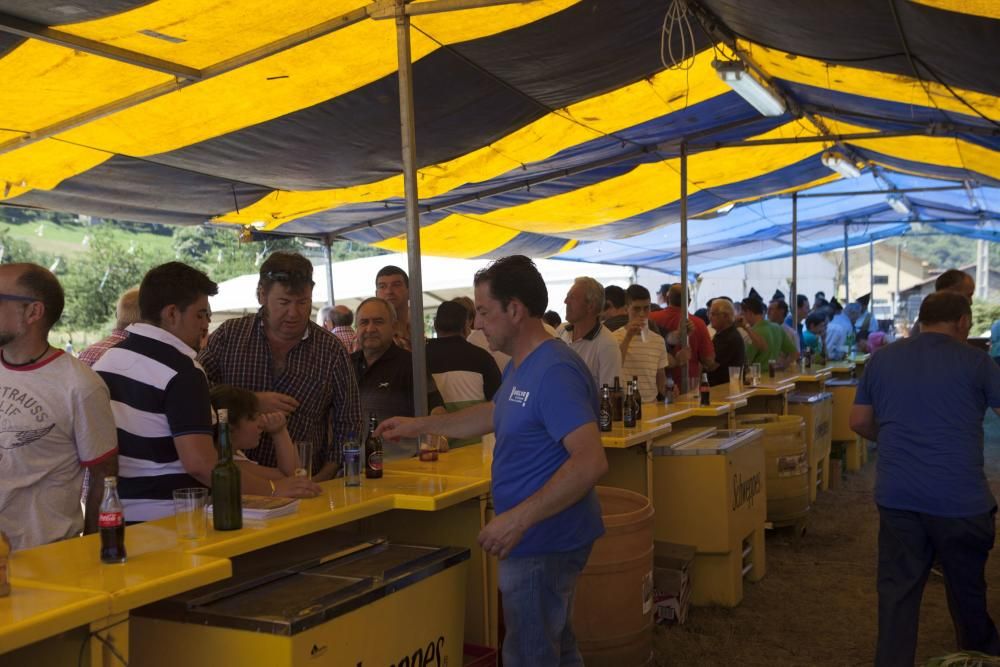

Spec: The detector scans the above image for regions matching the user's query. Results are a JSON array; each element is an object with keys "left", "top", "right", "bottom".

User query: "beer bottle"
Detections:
[
  {"left": 99, "top": 476, "right": 127, "bottom": 564},
  {"left": 599, "top": 385, "right": 612, "bottom": 432},
  {"left": 623, "top": 382, "right": 637, "bottom": 427},
  {"left": 0, "top": 530, "right": 10, "bottom": 596},
  {"left": 631, "top": 376, "right": 642, "bottom": 421},
  {"left": 699, "top": 372, "right": 711, "bottom": 407},
  {"left": 664, "top": 377, "right": 675, "bottom": 405},
  {"left": 804, "top": 346, "right": 813, "bottom": 369},
  {"left": 364, "top": 413, "right": 383, "bottom": 479},
  {"left": 611, "top": 376, "right": 624, "bottom": 421},
  {"left": 212, "top": 409, "right": 243, "bottom": 531}
]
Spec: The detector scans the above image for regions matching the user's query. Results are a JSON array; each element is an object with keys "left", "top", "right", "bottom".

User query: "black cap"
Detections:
[
  {"left": 856, "top": 293, "right": 871, "bottom": 308},
  {"left": 830, "top": 297, "right": 843, "bottom": 310},
  {"left": 748, "top": 287, "right": 761, "bottom": 301},
  {"left": 772, "top": 289, "right": 785, "bottom": 301},
  {"left": 740, "top": 297, "right": 765, "bottom": 315}
]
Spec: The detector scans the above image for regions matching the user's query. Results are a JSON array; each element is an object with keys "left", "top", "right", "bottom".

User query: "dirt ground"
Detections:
[{"left": 655, "top": 412, "right": 1000, "bottom": 666}]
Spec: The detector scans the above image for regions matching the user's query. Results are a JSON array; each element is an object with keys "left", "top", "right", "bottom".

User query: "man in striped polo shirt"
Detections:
[
  {"left": 96, "top": 262, "right": 319, "bottom": 522},
  {"left": 612, "top": 284, "right": 676, "bottom": 402}
]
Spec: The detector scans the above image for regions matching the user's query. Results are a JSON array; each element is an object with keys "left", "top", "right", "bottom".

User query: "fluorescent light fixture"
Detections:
[
  {"left": 712, "top": 60, "right": 786, "bottom": 117},
  {"left": 717, "top": 202, "right": 735, "bottom": 214},
  {"left": 886, "top": 194, "right": 911, "bottom": 215},
  {"left": 821, "top": 150, "right": 862, "bottom": 179}
]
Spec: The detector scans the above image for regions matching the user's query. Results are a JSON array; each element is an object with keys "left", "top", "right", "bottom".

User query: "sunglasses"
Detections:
[
  {"left": 261, "top": 270, "right": 312, "bottom": 283},
  {"left": 0, "top": 293, "right": 38, "bottom": 303}
]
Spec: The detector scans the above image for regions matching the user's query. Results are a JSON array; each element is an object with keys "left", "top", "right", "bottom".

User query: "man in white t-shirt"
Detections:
[
  {"left": 557, "top": 277, "right": 622, "bottom": 388},
  {"left": 0, "top": 263, "right": 118, "bottom": 551},
  {"left": 612, "top": 285, "right": 674, "bottom": 401}
]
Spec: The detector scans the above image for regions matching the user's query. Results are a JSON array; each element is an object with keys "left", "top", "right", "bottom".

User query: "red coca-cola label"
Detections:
[{"left": 99, "top": 511, "right": 123, "bottom": 528}]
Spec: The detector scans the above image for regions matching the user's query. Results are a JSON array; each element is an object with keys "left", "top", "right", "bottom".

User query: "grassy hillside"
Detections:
[{"left": 0, "top": 216, "right": 175, "bottom": 259}]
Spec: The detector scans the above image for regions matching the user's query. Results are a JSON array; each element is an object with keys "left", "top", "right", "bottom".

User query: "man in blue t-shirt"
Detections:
[
  {"left": 851, "top": 291, "right": 1000, "bottom": 666},
  {"left": 379, "top": 255, "right": 607, "bottom": 667}
]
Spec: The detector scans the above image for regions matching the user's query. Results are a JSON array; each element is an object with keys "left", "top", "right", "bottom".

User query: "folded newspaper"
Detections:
[{"left": 207, "top": 495, "right": 300, "bottom": 520}]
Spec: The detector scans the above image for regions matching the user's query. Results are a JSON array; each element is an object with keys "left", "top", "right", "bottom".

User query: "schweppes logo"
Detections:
[{"left": 732, "top": 472, "right": 762, "bottom": 511}]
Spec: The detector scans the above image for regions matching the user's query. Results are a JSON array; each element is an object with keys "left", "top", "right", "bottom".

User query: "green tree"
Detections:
[
  {"left": 0, "top": 226, "right": 43, "bottom": 264},
  {"left": 59, "top": 228, "right": 170, "bottom": 332},
  {"left": 972, "top": 302, "right": 1000, "bottom": 338}
]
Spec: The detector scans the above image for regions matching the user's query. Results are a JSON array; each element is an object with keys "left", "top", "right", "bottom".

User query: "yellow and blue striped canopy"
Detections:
[{"left": 0, "top": 0, "right": 997, "bottom": 271}]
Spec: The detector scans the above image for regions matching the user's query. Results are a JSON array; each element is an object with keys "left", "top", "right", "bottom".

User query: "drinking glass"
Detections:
[
  {"left": 728, "top": 367, "right": 742, "bottom": 395},
  {"left": 419, "top": 434, "right": 447, "bottom": 462},
  {"left": 750, "top": 363, "right": 761, "bottom": 387},
  {"left": 173, "top": 488, "right": 208, "bottom": 540},
  {"left": 294, "top": 441, "right": 312, "bottom": 479}
]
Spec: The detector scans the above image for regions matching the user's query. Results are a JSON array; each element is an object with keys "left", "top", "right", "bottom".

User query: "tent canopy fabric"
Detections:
[{"left": 1, "top": 0, "right": 998, "bottom": 266}]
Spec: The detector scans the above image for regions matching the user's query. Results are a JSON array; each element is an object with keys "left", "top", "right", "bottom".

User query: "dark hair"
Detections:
[
  {"left": 740, "top": 297, "right": 765, "bottom": 315},
  {"left": 919, "top": 291, "right": 972, "bottom": 325},
  {"left": 140, "top": 262, "right": 218, "bottom": 324},
  {"left": 451, "top": 296, "right": 475, "bottom": 325},
  {"left": 258, "top": 252, "right": 314, "bottom": 295},
  {"left": 796, "top": 294, "right": 809, "bottom": 308},
  {"left": 14, "top": 263, "right": 64, "bottom": 330},
  {"left": 542, "top": 310, "right": 562, "bottom": 328},
  {"left": 658, "top": 284, "right": 670, "bottom": 298},
  {"left": 805, "top": 312, "right": 827, "bottom": 329},
  {"left": 604, "top": 285, "right": 626, "bottom": 310},
  {"left": 770, "top": 299, "right": 789, "bottom": 319},
  {"left": 210, "top": 384, "right": 259, "bottom": 426},
  {"left": 935, "top": 268, "right": 971, "bottom": 293},
  {"left": 433, "top": 301, "right": 467, "bottom": 334},
  {"left": 473, "top": 255, "right": 547, "bottom": 317},
  {"left": 625, "top": 284, "right": 651, "bottom": 303},
  {"left": 331, "top": 306, "right": 353, "bottom": 327},
  {"left": 376, "top": 265, "right": 409, "bottom": 288},
  {"left": 693, "top": 308, "right": 709, "bottom": 325}
]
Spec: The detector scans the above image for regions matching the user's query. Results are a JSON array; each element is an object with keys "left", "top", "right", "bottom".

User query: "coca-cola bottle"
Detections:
[
  {"left": 99, "top": 476, "right": 127, "bottom": 564},
  {"left": 699, "top": 373, "right": 711, "bottom": 407}
]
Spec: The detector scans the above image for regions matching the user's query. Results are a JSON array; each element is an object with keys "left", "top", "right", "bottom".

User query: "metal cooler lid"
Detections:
[
  {"left": 658, "top": 428, "right": 760, "bottom": 456},
  {"left": 824, "top": 378, "right": 859, "bottom": 387},
  {"left": 787, "top": 390, "right": 833, "bottom": 403},
  {"left": 133, "top": 531, "right": 469, "bottom": 636}
]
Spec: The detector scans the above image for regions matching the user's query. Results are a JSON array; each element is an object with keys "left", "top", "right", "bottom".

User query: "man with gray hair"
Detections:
[
  {"left": 351, "top": 297, "right": 445, "bottom": 457},
  {"left": 558, "top": 276, "right": 621, "bottom": 388},
  {"left": 328, "top": 304, "right": 358, "bottom": 352},
  {"left": 79, "top": 287, "right": 141, "bottom": 367},
  {"left": 707, "top": 298, "right": 746, "bottom": 386}
]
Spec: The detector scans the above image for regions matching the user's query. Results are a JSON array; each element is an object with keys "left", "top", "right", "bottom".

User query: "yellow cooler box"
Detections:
[
  {"left": 827, "top": 378, "right": 860, "bottom": 442},
  {"left": 651, "top": 428, "right": 766, "bottom": 607},
  {"left": 787, "top": 391, "right": 832, "bottom": 502},
  {"left": 131, "top": 534, "right": 469, "bottom": 667}
]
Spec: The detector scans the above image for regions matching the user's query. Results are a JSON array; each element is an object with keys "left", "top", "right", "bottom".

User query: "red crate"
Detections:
[{"left": 463, "top": 644, "right": 498, "bottom": 667}]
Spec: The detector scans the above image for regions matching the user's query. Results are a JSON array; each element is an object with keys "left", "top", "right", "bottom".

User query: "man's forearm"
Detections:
[{"left": 423, "top": 401, "right": 494, "bottom": 439}]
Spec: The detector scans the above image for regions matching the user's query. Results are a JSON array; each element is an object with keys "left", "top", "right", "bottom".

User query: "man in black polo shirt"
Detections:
[{"left": 352, "top": 297, "right": 446, "bottom": 459}]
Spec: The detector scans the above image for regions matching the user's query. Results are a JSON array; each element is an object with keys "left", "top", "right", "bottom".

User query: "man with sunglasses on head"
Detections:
[
  {"left": 0, "top": 263, "right": 118, "bottom": 550},
  {"left": 199, "top": 252, "right": 362, "bottom": 480}
]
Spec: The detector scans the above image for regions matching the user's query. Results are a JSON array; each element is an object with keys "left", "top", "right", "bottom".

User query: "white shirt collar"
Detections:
[{"left": 127, "top": 323, "right": 197, "bottom": 359}]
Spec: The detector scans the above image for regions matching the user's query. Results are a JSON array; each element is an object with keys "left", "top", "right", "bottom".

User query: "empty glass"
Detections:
[
  {"left": 294, "top": 441, "right": 312, "bottom": 479},
  {"left": 749, "top": 363, "right": 761, "bottom": 387},
  {"left": 419, "top": 434, "right": 447, "bottom": 462},
  {"left": 173, "top": 488, "right": 208, "bottom": 540}
]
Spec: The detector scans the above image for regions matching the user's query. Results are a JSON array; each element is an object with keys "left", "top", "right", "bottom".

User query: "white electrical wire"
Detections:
[{"left": 661, "top": 0, "right": 697, "bottom": 70}]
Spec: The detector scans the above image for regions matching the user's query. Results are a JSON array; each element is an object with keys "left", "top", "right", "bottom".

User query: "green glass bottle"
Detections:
[{"left": 212, "top": 408, "right": 242, "bottom": 531}]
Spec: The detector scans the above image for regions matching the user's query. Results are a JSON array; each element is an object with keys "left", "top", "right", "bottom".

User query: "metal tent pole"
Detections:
[
  {"left": 323, "top": 237, "right": 335, "bottom": 306},
  {"left": 679, "top": 143, "right": 690, "bottom": 394},
  {"left": 394, "top": 0, "right": 427, "bottom": 417},
  {"left": 791, "top": 192, "right": 798, "bottom": 338},
  {"left": 843, "top": 223, "right": 850, "bottom": 303},
  {"left": 869, "top": 239, "right": 874, "bottom": 303}
]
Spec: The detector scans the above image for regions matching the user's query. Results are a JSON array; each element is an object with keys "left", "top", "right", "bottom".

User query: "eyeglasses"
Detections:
[
  {"left": 261, "top": 270, "right": 312, "bottom": 283},
  {"left": 0, "top": 293, "right": 38, "bottom": 303}
]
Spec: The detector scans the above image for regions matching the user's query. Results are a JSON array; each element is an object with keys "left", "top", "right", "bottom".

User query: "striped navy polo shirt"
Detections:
[{"left": 94, "top": 323, "right": 213, "bottom": 522}]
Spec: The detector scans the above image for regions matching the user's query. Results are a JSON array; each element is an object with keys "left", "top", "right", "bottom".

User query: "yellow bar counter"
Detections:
[{"left": 1, "top": 470, "right": 491, "bottom": 663}]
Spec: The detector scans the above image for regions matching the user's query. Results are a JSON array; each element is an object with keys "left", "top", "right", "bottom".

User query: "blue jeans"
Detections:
[
  {"left": 499, "top": 544, "right": 592, "bottom": 667},
  {"left": 876, "top": 506, "right": 1000, "bottom": 666}
]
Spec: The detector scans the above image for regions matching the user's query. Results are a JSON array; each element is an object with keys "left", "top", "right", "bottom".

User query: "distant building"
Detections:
[
  {"left": 845, "top": 243, "right": 928, "bottom": 319},
  {"left": 897, "top": 264, "right": 1000, "bottom": 325}
]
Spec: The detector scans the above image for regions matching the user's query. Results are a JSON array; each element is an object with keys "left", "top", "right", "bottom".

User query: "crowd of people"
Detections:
[{"left": 2, "top": 250, "right": 998, "bottom": 665}]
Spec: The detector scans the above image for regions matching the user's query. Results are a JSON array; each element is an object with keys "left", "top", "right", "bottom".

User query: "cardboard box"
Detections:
[{"left": 653, "top": 541, "right": 695, "bottom": 625}]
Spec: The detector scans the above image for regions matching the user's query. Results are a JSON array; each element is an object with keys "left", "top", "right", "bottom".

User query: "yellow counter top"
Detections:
[
  {"left": 0, "top": 582, "right": 110, "bottom": 654},
  {"left": 389, "top": 444, "right": 494, "bottom": 480}
]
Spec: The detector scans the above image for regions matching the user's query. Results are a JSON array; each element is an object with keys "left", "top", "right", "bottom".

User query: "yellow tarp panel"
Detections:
[
  {"left": 215, "top": 51, "right": 731, "bottom": 229},
  {"left": 910, "top": 0, "right": 1000, "bottom": 20}
]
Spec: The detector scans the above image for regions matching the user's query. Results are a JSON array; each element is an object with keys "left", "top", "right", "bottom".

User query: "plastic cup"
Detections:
[
  {"left": 689, "top": 376, "right": 700, "bottom": 399},
  {"left": 728, "top": 367, "right": 742, "bottom": 394},
  {"left": 750, "top": 363, "right": 761, "bottom": 387},
  {"left": 294, "top": 441, "right": 312, "bottom": 479},
  {"left": 173, "top": 488, "right": 208, "bottom": 540},
  {"left": 419, "top": 434, "right": 446, "bottom": 462}
]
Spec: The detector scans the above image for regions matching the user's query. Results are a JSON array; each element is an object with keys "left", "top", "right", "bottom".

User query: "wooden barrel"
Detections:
[
  {"left": 573, "top": 486, "right": 654, "bottom": 667},
  {"left": 735, "top": 414, "right": 809, "bottom": 524}
]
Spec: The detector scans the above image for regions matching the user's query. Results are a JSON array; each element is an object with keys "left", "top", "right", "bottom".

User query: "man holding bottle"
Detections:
[{"left": 378, "top": 255, "right": 607, "bottom": 667}]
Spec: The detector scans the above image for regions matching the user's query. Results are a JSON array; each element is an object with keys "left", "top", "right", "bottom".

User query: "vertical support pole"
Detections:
[
  {"left": 630, "top": 265, "right": 639, "bottom": 285},
  {"left": 791, "top": 192, "right": 798, "bottom": 337},
  {"left": 679, "top": 142, "right": 690, "bottom": 394},
  {"left": 869, "top": 239, "right": 875, "bottom": 305},
  {"left": 395, "top": 0, "right": 427, "bottom": 416},
  {"left": 323, "top": 236, "right": 335, "bottom": 306},
  {"left": 895, "top": 242, "right": 902, "bottom": 319},
  {"left": 843, "top": 223, "right": 850, "bottom": 303}
]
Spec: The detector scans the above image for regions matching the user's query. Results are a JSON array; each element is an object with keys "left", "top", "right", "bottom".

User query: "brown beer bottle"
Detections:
[
  {"left": 364, "top": 412, "right": 383, "bottom": 479},
  {"left": 99, "top": 477, "right": 127, "bottom": 564},
  {"left": 623, "top": 382, "right": 637, "bottom": 428},
  {"left": 599, "top": 385, "right": 612, "bottom": 432},
  {"left": 631, "top": 376, "right": 643, "bottom": 421}
]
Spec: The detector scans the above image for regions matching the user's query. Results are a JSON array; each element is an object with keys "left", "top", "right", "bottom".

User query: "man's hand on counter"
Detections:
[{"left": 274, "top": 476, "right": 322, "bottom": 498}]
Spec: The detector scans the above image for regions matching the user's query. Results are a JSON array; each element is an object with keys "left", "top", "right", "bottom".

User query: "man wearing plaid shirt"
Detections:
[{"left": 198, "top": 252, "right": 362, "bottom": 480}]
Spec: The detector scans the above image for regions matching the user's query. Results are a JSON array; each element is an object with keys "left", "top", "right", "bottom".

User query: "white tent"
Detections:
[{"left": 210, "top": 253, "right": 675, "bottom": 321}]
